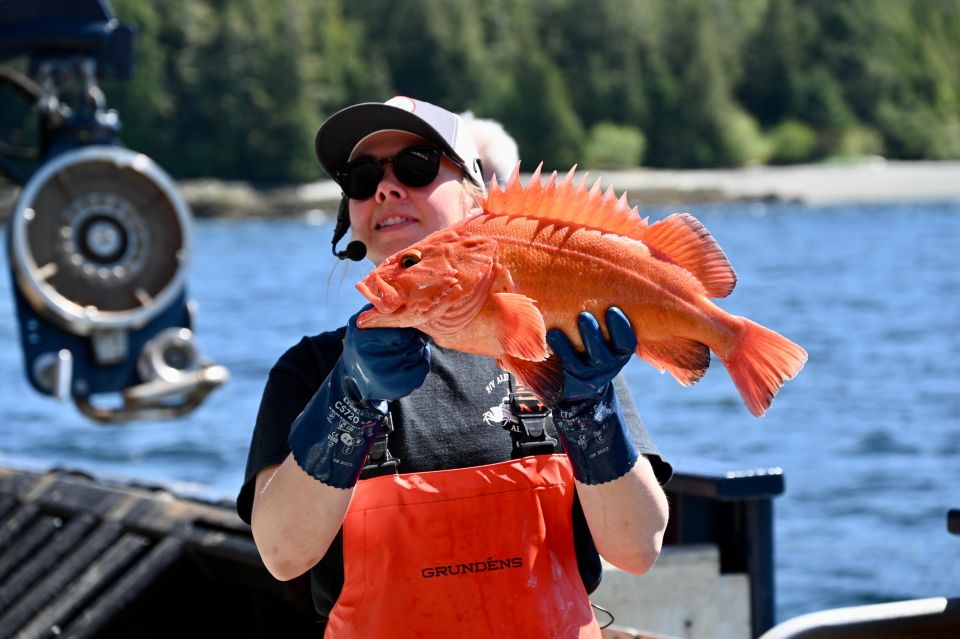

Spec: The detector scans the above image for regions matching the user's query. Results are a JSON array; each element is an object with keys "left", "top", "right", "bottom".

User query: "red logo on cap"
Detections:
[{"left": 385, "top": 96, "right": 417, "bottom": 113}]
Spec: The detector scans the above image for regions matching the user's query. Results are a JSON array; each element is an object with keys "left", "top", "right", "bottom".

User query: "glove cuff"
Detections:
[
  {"left": 552, "top": 383, "right": 639, "bottom": 485},
  {"left": 288, "top": 361, "right": 388, "bottom": 489}
]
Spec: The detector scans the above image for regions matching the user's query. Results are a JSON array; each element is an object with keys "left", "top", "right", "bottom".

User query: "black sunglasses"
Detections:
[{"left": 337, "top": 145, "right": 455, "bottom": 200}]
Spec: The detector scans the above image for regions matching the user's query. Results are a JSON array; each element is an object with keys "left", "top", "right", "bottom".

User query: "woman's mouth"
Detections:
[{"left": 375, "top": 215, "right": 417, "bottom": 231}]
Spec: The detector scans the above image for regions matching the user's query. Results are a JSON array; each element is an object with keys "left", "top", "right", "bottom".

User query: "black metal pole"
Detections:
[{"left": 746, "top": 498, "right": 776, "bottom": 637}]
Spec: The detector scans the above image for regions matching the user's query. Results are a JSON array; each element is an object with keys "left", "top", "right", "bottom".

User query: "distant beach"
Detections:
[
  {"left": 599, "top": 159, "right": 960, "bottom": 206},
  {"left": 3, "top": 159, "right": 960, "bottom": 222}
]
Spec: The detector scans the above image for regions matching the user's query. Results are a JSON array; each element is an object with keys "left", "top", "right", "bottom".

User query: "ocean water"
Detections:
[{"left": 0, "top": 199, "right": 958, "bottom": 622}]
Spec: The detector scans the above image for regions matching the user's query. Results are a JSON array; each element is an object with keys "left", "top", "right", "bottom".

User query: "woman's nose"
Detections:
[{"left": 375, "top": 166, "right": 406, "bottom": 203}]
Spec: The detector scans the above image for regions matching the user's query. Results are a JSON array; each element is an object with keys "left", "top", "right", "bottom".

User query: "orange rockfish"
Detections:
[{"left": 356, "top": 166, "right": 807, "bottom": 416}]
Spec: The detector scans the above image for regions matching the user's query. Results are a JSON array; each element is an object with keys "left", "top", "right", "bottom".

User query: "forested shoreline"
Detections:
[{"left": 88, "top": 0, "right": 960, "bottom": 182}]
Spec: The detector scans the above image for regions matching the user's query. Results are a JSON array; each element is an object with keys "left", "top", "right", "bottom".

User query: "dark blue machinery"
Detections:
[{"left": 0, "top": 0, "right": 227, "bottom": 422}]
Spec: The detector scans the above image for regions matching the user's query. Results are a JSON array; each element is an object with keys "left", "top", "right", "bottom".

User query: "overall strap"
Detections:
[{"left": 504, "top": 376, "right": 560, "bottom": 458}]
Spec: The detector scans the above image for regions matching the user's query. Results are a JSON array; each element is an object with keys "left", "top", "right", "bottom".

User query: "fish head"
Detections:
[{"left": 356, "top": 228, "right": 499, "bottom": 329}]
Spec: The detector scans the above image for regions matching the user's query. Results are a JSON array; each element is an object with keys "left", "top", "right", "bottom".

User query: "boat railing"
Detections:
[{"left": 756, "top": 505, "right": 960, "bottom": 639}]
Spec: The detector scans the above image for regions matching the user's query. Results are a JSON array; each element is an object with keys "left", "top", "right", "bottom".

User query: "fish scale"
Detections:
[{"left": 473, "top": 216, "right": 718, "bottom": 349}]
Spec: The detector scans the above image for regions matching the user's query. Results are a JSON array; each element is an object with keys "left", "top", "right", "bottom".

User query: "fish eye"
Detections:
[{"left": 399, "top": 251, "right": 421, "bottom": 268}]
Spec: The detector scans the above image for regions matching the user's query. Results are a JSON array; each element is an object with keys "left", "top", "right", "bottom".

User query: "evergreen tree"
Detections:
[
  {"left": 498, "top": 48, "right": 585, "bottom": 170},
  {"left": 89, "top": 0, "right": 960, "bottom": 181}
]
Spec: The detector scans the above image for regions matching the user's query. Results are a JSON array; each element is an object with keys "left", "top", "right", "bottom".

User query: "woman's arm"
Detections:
[
  {"left": 251, "top": 459, "right": 353, "bottom": 581},
  {"left": 547, "top": 308, "right": 670, "bottom": 574},
  {"left": 575, "top": 456, "right": 668, "bottom": 575},
  {"left": 249, "top": 311, "right": 431, "bottom": 581}
]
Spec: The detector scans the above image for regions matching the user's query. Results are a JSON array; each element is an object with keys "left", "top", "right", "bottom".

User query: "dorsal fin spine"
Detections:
[
  {"left": 522, "top": 174, "right": 541, "bottom": 217},
  {"left": 486, "top": 175, "right": 505, "bottom": 212},
  {"left": 576, "top": 177, "right": 600, "bottom": 225},
  {"left": 479, "top": 165, "right": 652, "bottom": 245},
  {"left": 507, "top": 163, "right": 522, "bottom": 188},
  {"left": 544, "top": 171, "right": 558, "bottom": 192},
  {"left": 567, "top": 174, "right": 590, "bottom": 223}
]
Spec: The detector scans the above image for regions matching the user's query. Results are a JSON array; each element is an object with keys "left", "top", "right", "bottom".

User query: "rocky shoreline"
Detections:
[{"left": 3, "top": 159, "right": 960, "bottom": 223}]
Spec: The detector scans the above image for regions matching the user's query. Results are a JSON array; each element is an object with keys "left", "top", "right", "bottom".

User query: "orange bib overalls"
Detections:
[{"left": 323, "top": 453, "right": 602, "bottom": 638}]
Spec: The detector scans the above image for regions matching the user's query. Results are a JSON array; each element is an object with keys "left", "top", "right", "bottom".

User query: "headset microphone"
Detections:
[
  {"left": 338, "top": 240, "right": 367, "bottom": 262},
  {"left": 330, "top": 195, "right": 366, "bottom": 261}
]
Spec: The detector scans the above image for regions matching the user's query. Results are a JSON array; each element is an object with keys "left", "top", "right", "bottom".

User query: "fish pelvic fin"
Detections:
[
  {"left": 722, "top": 318, "right": 807, "bottom": 417},
  {"left": 497, "top": 353, "right": 564, "bottom": 407},
  {"left": 637, "top": 338, "right": 712, "bottom": 387},
  {"left": 492, "top": 292, "right": 549, "bottom": 361},
  {"left": 641, "top": 213, "right": 737, "bottom": 298}
]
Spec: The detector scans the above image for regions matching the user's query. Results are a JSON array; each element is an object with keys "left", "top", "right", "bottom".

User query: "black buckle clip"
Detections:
[
  {"left": 361, "top": 413, "right": 400, "bottom": 479},
  {"left": 504, "top": 383, "right": 557, "bottom": 457}
]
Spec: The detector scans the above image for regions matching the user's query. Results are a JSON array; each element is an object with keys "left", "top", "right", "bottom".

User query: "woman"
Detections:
[{"left": 237, "top": 96, "right": 671, "bottom": 638}]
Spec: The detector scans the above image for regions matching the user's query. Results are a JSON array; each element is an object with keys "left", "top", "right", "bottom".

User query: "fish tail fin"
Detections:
[{"left": 721, "top": 318, "right": 807, "bottom": 417}]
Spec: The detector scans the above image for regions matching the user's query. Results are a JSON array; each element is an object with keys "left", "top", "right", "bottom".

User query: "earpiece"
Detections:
[{"left": 331, "top": 194, "right": 365, "bottom": 261}]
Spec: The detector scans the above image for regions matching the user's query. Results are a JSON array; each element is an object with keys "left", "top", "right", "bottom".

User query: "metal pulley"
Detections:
[
  {"left": 11, "top": 145, "right": 188, "bottom": 333},
  {"left": 8, "top": 145, "right": 228, "bottom": 423}
]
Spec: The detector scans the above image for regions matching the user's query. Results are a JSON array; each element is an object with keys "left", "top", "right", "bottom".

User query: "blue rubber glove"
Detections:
[
  {"left": 547, "top": 308, "right": 637, "bottom": 402},
  {"left": 546, "top": 308, "right": 640, "bottom": 484},
  {"left": 288, "top": 309, "right": 431, "bottom": 488},
  {"left": 339, "top": 307, "right": 432, "bottom": 403}
]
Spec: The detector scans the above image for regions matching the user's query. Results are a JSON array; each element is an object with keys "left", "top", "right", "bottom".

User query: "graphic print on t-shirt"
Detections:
[{"left": 482, "top": 371, "right": 512, "bottom": 428}]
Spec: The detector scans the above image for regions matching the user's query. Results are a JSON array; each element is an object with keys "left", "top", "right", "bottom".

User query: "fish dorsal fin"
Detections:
[
  {"left": 640, "top": 213, "right": 737, "bottom": 298},
  {"left": 482, "top": 165, "right": 736, "bottom": 299},
  {"left": 482, "top": 163, "right": 652, "bottom": 240}
]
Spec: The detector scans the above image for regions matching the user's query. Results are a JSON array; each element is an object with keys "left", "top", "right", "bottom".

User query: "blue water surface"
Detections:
[{"left": 0, "top": 199, "right": 957, "bottom": 621}]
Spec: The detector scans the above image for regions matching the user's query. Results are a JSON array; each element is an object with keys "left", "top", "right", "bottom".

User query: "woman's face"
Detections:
[{"left": 348, "top": 131, "right": 474, "bottom": 265}]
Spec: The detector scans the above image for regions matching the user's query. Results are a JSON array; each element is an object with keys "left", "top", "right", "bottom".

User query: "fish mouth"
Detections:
[{"left": 356, "top": 274, "right": 405, "bottom": 315}]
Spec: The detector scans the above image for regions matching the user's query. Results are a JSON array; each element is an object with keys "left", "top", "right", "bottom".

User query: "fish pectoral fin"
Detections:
[
  {"left": 641, "top": 213, "right": 737, "bottom": 298},
  {"left": 637, "top": 337, "right": 712, "bottom": 387},
  {"left": 491, "top": 292, "right": 549, "bottom": 361},
  {"left": 497, "top": 354, "right": 565, "bottom": 407}
]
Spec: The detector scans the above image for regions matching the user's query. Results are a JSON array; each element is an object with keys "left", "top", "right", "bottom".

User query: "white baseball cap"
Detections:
[{"left": 315, "top": 96, "right": 486, "bottom": 194}]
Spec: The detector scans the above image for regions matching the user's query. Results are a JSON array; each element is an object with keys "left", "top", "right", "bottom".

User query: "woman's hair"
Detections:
[
  {"left": 461, "top": 176, "right": 485, "bottom": 216},
  {"left": 458, "top": 111, "right": 519, "bottom": 184}
]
